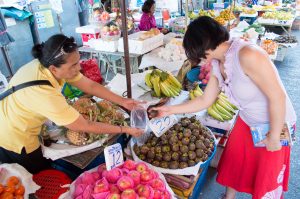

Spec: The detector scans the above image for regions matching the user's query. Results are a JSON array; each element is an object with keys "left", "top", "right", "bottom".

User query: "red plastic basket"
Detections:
[{"left": 33, "top": 170, "right": 71, "bottom": 199}]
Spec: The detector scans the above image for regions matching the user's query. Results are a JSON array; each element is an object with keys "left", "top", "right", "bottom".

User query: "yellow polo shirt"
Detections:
[{"left": 0, "top": 59, "right": 82, "bottom": 154}]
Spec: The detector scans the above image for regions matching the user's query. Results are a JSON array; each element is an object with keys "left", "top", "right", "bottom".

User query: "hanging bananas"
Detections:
[{"left": 144, "top": 69, "right": 182, "bottom": 98}]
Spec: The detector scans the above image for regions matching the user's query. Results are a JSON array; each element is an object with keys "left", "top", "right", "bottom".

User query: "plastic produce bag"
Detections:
[
  {"left": 61, "top": 83, "right": 83, "bottom": 99},
  {"left": 130, "top": 105, "right": 149, "bottom": 145}
]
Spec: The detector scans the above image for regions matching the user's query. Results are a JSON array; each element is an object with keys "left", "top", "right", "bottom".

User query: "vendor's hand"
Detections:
[
  {"left": 262, "top": 135, "right": 282, "bottom": 152},
  {"left": 149, "top": 106, "right": 172, "bottom": 118},
  {"left": 121, "top": 98, "right": 146, "bottom": 111},
  {"left": 124, "top": 126, "right": 143, "bottom": 137}
]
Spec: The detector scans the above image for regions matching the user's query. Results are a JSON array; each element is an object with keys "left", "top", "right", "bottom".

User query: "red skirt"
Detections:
[{"left": 216, "top": 117, "right": 291, "bottom": 199}]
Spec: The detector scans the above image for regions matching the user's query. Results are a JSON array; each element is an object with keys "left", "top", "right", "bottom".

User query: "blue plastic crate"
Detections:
[{"left": 186, "top": 67, "right": 207, "bottom": 90}]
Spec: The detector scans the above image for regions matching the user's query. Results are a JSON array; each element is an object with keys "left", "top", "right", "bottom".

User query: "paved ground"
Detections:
[{"left": 199, "top": 30, "right": 300, "bottom": 199}]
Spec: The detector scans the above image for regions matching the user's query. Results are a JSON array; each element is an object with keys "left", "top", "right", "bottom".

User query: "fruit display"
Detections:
[
  {"left": 93, "top": 10, "right": 110, "bottom": 24},
  {"left": 0, "top": 176, "right": 25, "bottom": 198},
  {"left": 158, "top": 38, "right": 186, "bottom": 62},
  {"left": 207, "top": 93, "right": 238, "bottom": 122},
  {"left": 262, "top": 11, "right": 293, "bottom": 20},
  {"left": 242, "top": 23, "right": 265, "bottom": 35},
  {"left": 115, "top": 16, "right": 135, "bottom": 32},
  {"left": 198, "top": 9, "right": 216, "bottom": 18},
  {"left": 144, "top": 69, "right": 182, "bottom": 98},
  {"left": 218, "top": 9, "right": 236, "bottom": 21},
  {"left": 73, "top": 161, "right": 172, "bottom": 199},
  {"left": 214, "top": 16, "right": 226, "bottom": 26},
  {"left": 198, "top": 62, "right": 211, "bottom": 85},
  {"left": 133, "top": 116, "right": 215, "bottom": 169},
  {"left": 189, "top": 86, "right": 238, "bottom": 122},
  {"left": 139, "top": 28, "right": 161, "bottom": 40},
  {"left": 66, "top": 98, "right": 126, "bottom": 146},
  {"left": 101, "top": 24, "right": 121, "bottom": 41},
  {"left": 273, "top": 35, "right": 298, "bottom": 44},
  {"left": 260, "top": 40, "right": 278, "bottom": 55},
  {"left": 242, "top": 9, "right": 257, "bottom": 15}
]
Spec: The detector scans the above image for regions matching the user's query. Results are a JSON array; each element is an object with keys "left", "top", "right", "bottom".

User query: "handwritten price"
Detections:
[
  {"left": 149, "top": 115, "right": 178, "bottom": 137},
  {"left": 104, "top": 143, "right": 124, "bottom": 170}
]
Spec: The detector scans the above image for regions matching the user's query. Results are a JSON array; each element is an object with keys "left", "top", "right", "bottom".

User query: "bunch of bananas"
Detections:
[
  {"left": 145, "top": 69, "right": 182, "bottom": 98},
  {"left": 219, "top": 9, "right": 235, "bottom": 21},
  {"left": 189, "top": 83, "right": 203, "bottom": 100},
  {"left": 208, "top": 93, "right": 238, "bottom": 122},
  {"left": 188, "top": 84, "right": 238, "bottom": 122}
]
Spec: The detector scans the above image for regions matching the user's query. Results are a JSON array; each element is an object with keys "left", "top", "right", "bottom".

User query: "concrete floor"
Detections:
[{"left": 199, "top": 30, "right": 300, "bottom": 199}]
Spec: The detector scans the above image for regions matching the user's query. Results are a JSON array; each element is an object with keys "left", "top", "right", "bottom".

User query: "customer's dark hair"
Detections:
[
  {"left": 32, "top": 34, "right": 78, "bottom": 68},
  {"left": 142, "top": 0, "right": 155, "bottom": 13},
  {"left": 183, "top": 16, "right": 229, "bottom": 64}
]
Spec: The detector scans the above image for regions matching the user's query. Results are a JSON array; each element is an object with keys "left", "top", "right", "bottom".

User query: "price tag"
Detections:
[
  {"left": 104, "top": 143, "right": 124, "bottom": 171},
  {"left": 149, "top": 115, "right": 178, "bottom": 137}
]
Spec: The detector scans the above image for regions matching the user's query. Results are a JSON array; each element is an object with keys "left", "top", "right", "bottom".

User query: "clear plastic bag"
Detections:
[{"left": 130, "top": 105, "right": 149, "bottom": 145}]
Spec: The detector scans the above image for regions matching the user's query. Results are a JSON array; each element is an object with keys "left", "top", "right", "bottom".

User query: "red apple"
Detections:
[
  {"left": 110, "top": 184, "right": 121, "bottom": 194},
  {"left": 117, "top": 176, "right": 134, "bottom": 191},
  {"left": 122, "top": 168, "right": 130, "bottom": 176},
  {"left": 123, "top": 160, "right": 136, "bottom": 171},
  {"left": 136, "top": 163, "right": 148, "bottom": 173},
  {"left": 121, "top": 189, "right": 137, "bottom": 199},
  {"left": 106, "top": 193, "right": 121, "bottom": 199},
  {"left": 98, "top": 165, "right": 107, "bottom": 176},
  {"left": 128, "top": 171, "right": 140, "bottom": 187},
  {"left": 106, "top": 168, "right": 123, "bottom": 184},
  {"left": 94, "top": 178, "right": 109, "bottom": 193},
  {"left": 136, "top": 184, "right": 153, "bottom": 198},
  {"left": 198, "top": 73, "right": 205, "bottom": 80},
  {"left": 153, "top": 189, "right": 162, "bottom": 199},
  {"left": 149, "top": 178, "right": 165, "bottom": 191}
]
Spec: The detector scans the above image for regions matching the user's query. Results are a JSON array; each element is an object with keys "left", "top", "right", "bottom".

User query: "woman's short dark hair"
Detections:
[
  {"left": 142, "top": 0, "right": 155, "bottom": 13},
  {"left": 31, "top": 34, "right": 78, "bottom": 68},
  {"left": 183, "top": 16, "right": 229, "bottom": 64}
]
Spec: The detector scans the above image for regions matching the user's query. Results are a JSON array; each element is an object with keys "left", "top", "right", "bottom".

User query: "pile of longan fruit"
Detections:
[{"left": 0, "top": 176, "right": 25, "bottom": 199}]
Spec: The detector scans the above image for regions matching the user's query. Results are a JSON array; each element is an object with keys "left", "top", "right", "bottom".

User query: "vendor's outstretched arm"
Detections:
[{"left": 70, "top": 75, "right": 142, "bottom": 110}]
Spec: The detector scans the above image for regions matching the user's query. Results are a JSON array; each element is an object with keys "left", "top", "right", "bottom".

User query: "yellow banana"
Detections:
[
  {"left": 151, "top": 75, "right": 161, "bottom": 97},
  {"left": 167, "top": 72, "right": 182, "bottom": 89},
  {"left": 207, "top": 106, "right": 224, "bottom": 122},
  {"left": 218, "top": 93, "right": 238, "bottom": 110},
  {"left": 144, "top": 73, "right": 153, "bottom": 88},
  {"left": 195, "top": 84, "right": 203, "bottom": 94},
  {"left": 193, "top": 90, "right": 203, "bottom": 97},
  {"left": 160, "top": 81, "right": 171, "bottom": 97},
  {"left": 189, "top": 90, "right": 195, "bottom": 100}
]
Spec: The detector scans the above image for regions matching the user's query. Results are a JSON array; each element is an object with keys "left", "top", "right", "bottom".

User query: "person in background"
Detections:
[
  {"left": 151, "top": 16, "right": 296, "bottom": 199},
  {"left": 0, "top": 34, "right": 143, "bottom": 174},
  {"left": 139, "top": 0, "right": 168, "bottom": 33},
  {"left": 139, "top": 0, "right": 157, "bottom": 31}
]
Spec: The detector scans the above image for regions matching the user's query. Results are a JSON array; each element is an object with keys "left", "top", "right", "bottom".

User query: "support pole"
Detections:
[
  {"left": 120, "top": 0, "right": 132, "bottom": 98},
  {"left": 1, "top": 46, "right": 13, "bottom": 77}
]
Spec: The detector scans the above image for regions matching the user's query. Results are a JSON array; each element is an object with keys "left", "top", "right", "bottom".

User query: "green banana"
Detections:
[
  {"left": 218, "top": 94, "right": 238, "bottom": 110},
  {"left": 151, "top": 75, "right": 161, "bottom": 97},
  {"left": 144, "top": 73, "right": 153, "bottom": 88},
  {"left": 216, "top": 98, "right": 235, "bottom": 114},
  {"left": 214, "top": 103, "right": 233, "bottom": 121},
  {"left": 207, "top": 106, "right": 224, "bottom": 122},
  {"left": 164, "top": 80, "right": 180, "bottom": 96},
  {"left": 215, "top": 102, "right": 233, "bottom": 118}
]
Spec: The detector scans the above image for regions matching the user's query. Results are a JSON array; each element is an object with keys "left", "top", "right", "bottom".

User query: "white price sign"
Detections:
[
  {"left": 149, "top": 115, "right": 178, "bottom": 137},
  {"left": 104, "top": 143, "right": 124, "bottom": 170}
]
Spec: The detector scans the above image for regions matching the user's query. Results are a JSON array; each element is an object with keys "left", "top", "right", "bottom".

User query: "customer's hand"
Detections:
[
  {"left": 121, "top": 98, "right": 146, "bottom": 111},
  {"left": 124, "top": 126, "right": 143, "bottom": 137},
  {"left": 148, "top": 106, "right": 172, "bottom": 118},
  {"left": 262, "top": 135, "right": 282, "bottom": 152}
]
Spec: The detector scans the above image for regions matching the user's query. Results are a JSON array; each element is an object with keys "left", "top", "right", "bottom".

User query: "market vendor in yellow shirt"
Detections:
[{"left": 0, "top": 34, "right": 143, "bottom": 174}]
